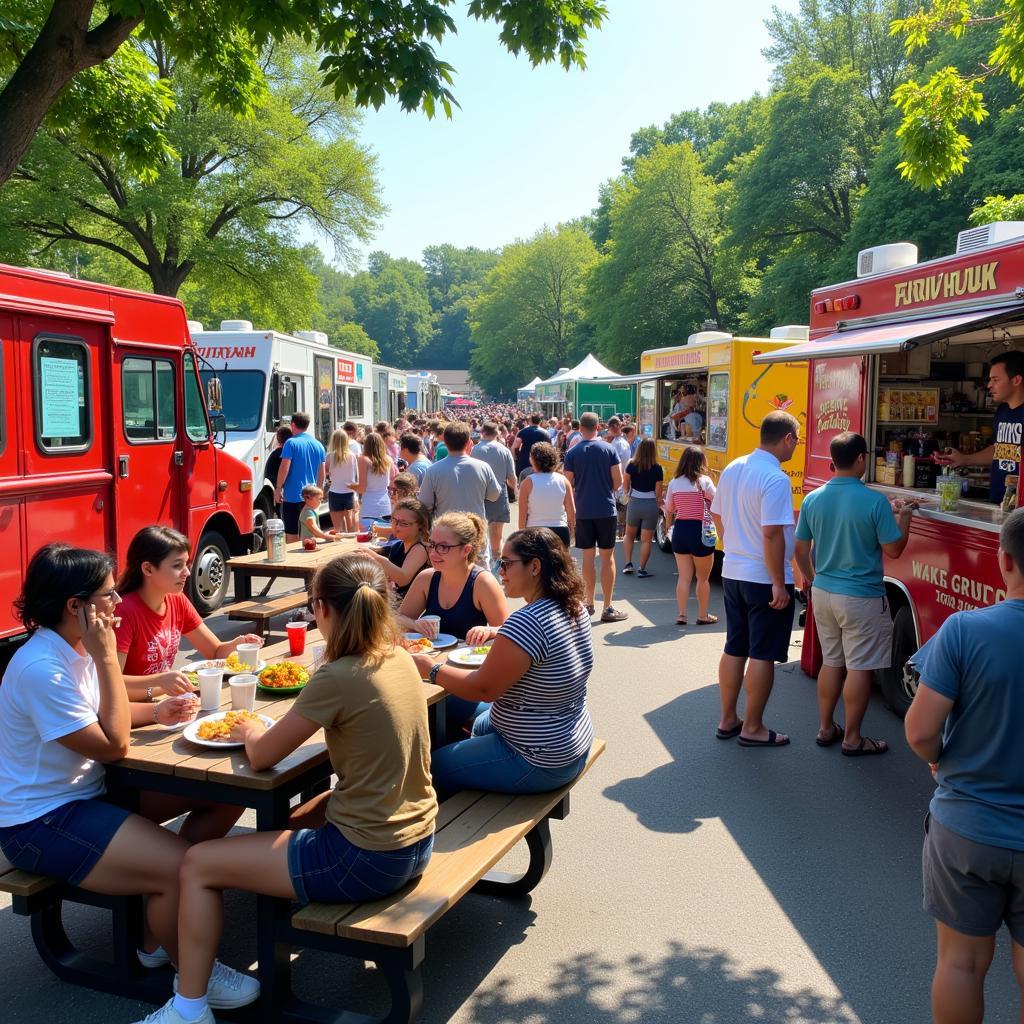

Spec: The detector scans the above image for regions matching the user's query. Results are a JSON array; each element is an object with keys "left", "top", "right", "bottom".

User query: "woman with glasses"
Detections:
[
  {"left": 354, "top": 432, "right": 397, "bottom": 529},
  {"left": 144, "top": 554, "right": 436, "bottom": 1024},
  {"left": 0, "top": 545, "right": 262, "bottom": 1022},
  {"left": 411, "top": 528, "right": 594, "bottom": 797},
  {"left": 389, "top": 472, "right": 419, "bottom": 503},
  {"left": 362, "top": 497, "right": 431, "bottom": 599}
]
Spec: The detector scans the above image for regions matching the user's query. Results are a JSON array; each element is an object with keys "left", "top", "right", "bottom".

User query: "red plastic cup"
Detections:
[
  {"left": 356, "top": 531, "right": 371, "bottom": 543},
  {"left": 286, "top": 621, "right": 307, "bottom": 656}
]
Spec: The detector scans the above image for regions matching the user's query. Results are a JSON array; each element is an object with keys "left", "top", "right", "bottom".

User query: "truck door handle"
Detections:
[
  {"left": 118, "top": 455, "right": 130, "bottom": 479},
  {"left": 174, "top": 451, "right": 184, "bottom": 466}
]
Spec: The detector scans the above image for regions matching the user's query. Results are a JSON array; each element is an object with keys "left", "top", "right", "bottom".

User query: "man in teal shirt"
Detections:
[{"left": 794, "top": 431, "right": 913, "bottom": 756}]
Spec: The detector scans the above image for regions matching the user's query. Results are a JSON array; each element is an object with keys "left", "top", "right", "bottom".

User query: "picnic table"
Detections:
[
  {"left": 24, "top": 632, "right": 447, "bottom": 1020},
  {"left": 227, "top": 537, "right": 366, "bottom": 602}
]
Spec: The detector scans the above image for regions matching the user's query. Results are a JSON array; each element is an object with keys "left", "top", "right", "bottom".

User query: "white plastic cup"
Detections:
[
  {"left": 310, "top": 641, "right": 327, "bottom": 671},
  {"left": 237, "top": 643, "right": 261, "bottom": 669},
  {"left": 197, "top": 668, "right": 224, "bottom": 711},
  {"left": 228, "top": 673, "right": 258, "bottom": 712},
  {"left": 421, "top": 615, "right": 441, "bottom": 639}
]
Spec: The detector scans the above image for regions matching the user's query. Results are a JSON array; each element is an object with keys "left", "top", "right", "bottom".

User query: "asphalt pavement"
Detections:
[{"left": 2, "top": 539, "right": 1020, "bottom": 1023}]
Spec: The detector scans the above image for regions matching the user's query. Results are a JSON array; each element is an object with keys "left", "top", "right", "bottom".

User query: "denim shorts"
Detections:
[
  {"left": 328, "top": 491, "right": 355, "bottom": 512},
  {"left": 672, "top": 519, "right": 714, "bottom": 558},
  {"left": 0, "top": 797, "right": 132, "bottom": 885},
  {"left": 287, "top": 823, "right": 433, "bottom": 905}
]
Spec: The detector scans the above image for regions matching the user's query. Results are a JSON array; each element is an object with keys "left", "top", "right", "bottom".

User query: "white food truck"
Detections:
[
  {"left": 406, "top": 370, "right": 442, "bottom": 415},
  {"left": 372, "top": 363, "right": 409, "bottom": 422},
  {"left": 190, "top": 320, "right": 372, "bottom": 545}
]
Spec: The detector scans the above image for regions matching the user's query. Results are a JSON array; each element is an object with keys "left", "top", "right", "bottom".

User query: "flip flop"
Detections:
[
  {"left": 841, "top": 736, "right": 888, "bottom": 757},
  {"left": 815, "top": 722, "right": 845, "bottom": 747},
  {"left": 737, "top": 730, "right": 790, "bottom": 748},
  {"left": 696, "top": 615, "right": 718, "bottom": 625},
  {"left": 715, "top": 721, "right": 743, "bottom": 740},
  {"left": 675, "top": 615, "right": 687, "bottom": 626}
]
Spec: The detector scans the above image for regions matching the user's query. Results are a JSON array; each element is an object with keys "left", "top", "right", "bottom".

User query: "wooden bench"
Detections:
[
  {"left": 280, "top": 739, "right": 606, "bottom": 1024},
  {"left": 222, "top": 589, "right": 309, "bottom": 638}
]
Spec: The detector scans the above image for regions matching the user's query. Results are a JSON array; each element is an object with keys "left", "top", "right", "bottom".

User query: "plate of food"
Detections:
[
  {"left": 446, "top": 645, "right": 491, "bottom": 668},
  {"left": 183, "top": 710, "right": 274, "bottom": 748},
  {"left": 402, "top": 634, "right": 435, "bottom": 654},
  {"left": 257, "top": 661, "right": 310, "bottom": 693},
  {"left": 185, "top": 652, "right": 267, "bottom": 675}
]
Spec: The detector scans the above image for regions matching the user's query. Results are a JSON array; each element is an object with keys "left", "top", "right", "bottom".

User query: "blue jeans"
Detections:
[
  {"left": 431, "top": 708, "right": 590, "bottom": 798},
  {"left": 287, "top": 824, "right": 433, "bottom": 905}
]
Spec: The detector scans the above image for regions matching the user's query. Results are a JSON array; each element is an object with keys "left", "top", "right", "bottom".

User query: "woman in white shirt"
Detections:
[
  {"left": 663, "top": 446, "right": 718, "bottom": 625},
  {"left": 325, "top": 429, "right": 359, "bottom": 532},
  {"left": 0, "top": 545, "right": 259, "bottom": 1015},
  {"left": 517, "top": 442, "right": 575, "bottom": 546},
  {"left": 354, "top": 432, "right": 397, "bottom": 528}
]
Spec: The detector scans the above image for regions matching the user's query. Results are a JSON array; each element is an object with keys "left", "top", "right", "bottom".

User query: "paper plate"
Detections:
[
  {"left": 446, "top": 647, "right": 489, "bottom": 668},
  {"left": 183, "top": 712, "right": 274, "bottom": 749}
]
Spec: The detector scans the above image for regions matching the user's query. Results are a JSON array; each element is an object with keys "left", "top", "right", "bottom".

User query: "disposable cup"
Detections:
[
  {"left": 420, "top": 615, "right": 441, "bottom": 639},
  {"left": 237, "top": 643, "right": 261, "bottom": 669},
  {"left": 311, "top": 641, "right": 327, "bottom": 671},
  {"left": 228, "top": 673, "right": 258, "bottom": 712},
  {"left": 286, "top": 621, "right": 307, "bottom": 656},
  {"left": 197, "top": 668, "right": 224, "bottom": 711}
]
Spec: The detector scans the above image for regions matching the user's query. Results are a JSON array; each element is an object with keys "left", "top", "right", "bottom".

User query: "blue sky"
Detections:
[{"left": 332, "top": 0, "right": 796, "bottom": 265}]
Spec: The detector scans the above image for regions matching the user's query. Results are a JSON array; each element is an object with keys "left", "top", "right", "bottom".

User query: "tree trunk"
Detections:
[{"left": 0, "top": 2, "right": 140, "bottom": 187}]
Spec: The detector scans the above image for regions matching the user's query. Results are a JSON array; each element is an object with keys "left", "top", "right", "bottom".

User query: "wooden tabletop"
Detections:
[
  {"left": 118, "top": 629, "right": 446, "bottom": 791},
  {"left": 227, "top": 537, "right": 378, "bottom": 574}
]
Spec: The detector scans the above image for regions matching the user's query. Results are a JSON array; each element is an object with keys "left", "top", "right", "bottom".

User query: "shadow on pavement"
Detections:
[{"left": 465, "top": 941, "right": 855, "bottom": 1023}]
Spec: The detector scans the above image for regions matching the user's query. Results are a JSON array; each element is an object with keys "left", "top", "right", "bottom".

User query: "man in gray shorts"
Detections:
[
  {"left": 904, "top": 508, "right": 1024, "bottom": 1023},
  {"left": 794, "top": 431, "right": 914, "bottom": 754}
]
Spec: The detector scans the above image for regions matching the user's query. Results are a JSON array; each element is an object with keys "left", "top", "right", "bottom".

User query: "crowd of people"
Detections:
[{"left": 2, "top": 388, "right": 1022, "bottom": 1024}]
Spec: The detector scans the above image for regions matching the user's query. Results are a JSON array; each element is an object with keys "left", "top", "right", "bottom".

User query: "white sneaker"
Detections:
[
  {"left": 174, "top": 959, "right": 260, "bottom": 1009},
  {"left": 137, "top": 945, "right": 171, "bottom": 969},
  {"left": 130, "top": 999, "right": 216, "bottom": 1024}
]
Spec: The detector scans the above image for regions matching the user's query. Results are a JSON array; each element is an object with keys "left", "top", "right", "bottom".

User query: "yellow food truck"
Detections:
[{"left": 637, "top": 328, "right": 810, "bottom": 550}]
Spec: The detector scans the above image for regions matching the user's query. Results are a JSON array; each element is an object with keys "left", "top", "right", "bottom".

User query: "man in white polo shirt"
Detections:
[{"left": 710, "top": 411, "right": 800, "bottom": 748}]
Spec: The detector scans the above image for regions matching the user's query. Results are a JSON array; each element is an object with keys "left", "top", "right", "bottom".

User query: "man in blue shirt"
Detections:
[
  {"left": 563, "top": 411, "right": 626, "bottom": 623},
  {"left": 794, "top": 431, "right": 913, "bottom": 755},
  {"left": 904, "top": 508, "right": 1024, "bottom": 1024},
  {"left": 274, "top": 411, "right": 326, "bottom": 541}
]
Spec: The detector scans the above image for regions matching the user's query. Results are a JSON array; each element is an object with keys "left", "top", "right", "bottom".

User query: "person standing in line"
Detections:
[
  {"left": 904, "top": 508, "right": 1024, "bottom": 1024},
  {"left": 263, "top": 425, "right": 293, "bottom": 517},
  {"left": 710, "top": 411, "right": 800, "bottom": 747},
  {"left": 566, "top": 419, "right": 583, "bottom": 450},
  {"left": 794, "top": 431, "right": 915, "bottom": 756},
  {"left": 325, "top": 428, "right": 360, "bottom": 533},
  {"left": 473, "top": 422, "right": 518, "bottom": 564},
  {"left": 274, "top": 412, "right": 327, "bottom": 543},
  {"left": 513, "top": 412, "right": 551, "bottom": 477},
  {"left": 606, "top": 416, "right": 632, "bottom": 540},
  {"left": 399, "top": 433, "right": 432, "bottom": 485},
  {"left": 342, "top": 420, "right": 363, "bottom": 458},
  {"left": 620, "top": 438, "right": 664, "bottom": 578},
  {"left": 563, "top": 411, "right": 627, "bottom": 623},
  {"left": 518, "top": 442, "right": 575, "bottom": 547},
  {"left": 353, "top": 433, "right": 397, "bottom": 529},
  {"left": 432, "top": 424, "right": 449, "bottom": 462}
]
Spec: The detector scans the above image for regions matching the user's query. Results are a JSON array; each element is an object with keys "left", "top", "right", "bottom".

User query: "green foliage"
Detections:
[
  {"left": 329, "top": 321, "right": 379, "bottom": 359},
  {"left": 349, "top": 253, "right": 434, "bottom": 366},
  {"left": 969, "top": 192, "right": 1024, "bottom": 223},
  {"left": 469, "top": 225, "right": 598, "bottom": 396}
]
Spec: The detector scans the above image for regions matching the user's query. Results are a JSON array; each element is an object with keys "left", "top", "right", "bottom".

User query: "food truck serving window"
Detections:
[
  {"left": 33, "top": 334, "right": 91, "bottom": 452},
  {"left": 123, "top": 357, "right": 176, "bottom": 442},
  {"left": 347, "top": 387, "right": 364, "bottom": 419},
  {"left": 706, "top": 373, "right": 729, "bottom": 451}
]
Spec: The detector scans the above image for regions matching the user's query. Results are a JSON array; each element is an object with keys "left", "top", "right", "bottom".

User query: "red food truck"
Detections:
[
  {"left": 0, "top": 264, "right": 255, "bottom": 660},
  {"left": 753, "top": 224, "right": 1024, "bottom": 715}
]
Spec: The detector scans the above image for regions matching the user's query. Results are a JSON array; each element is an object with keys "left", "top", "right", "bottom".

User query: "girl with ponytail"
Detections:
[{"left": 164, "top": 553, "right": 436, "bottom": 1024}]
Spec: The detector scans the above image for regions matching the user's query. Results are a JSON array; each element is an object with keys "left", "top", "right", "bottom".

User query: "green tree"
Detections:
[
  {"left": 329, "top": 321, "right": 379, "bottom": 359},
  {"left": 469, "top": 225, "right": 598, "bottom": 396},
  {"left": 350, "top": 253, "right": 433, "bottom": 366},
  {"left": 588, "top": 143, "right": 748, "bottom": 370},
  {"left": 0, "top": 0, "right": 607, "bottom": 189},
  {"left": 0, "top": 38, "right": 382, "bottom": 324}
]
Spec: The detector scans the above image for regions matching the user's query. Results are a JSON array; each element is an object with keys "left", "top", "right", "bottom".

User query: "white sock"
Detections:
[{"left": 172, "top": 993, "right": 208, "bottom": 1020}]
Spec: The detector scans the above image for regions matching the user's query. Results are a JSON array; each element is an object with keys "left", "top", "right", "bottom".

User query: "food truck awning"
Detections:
[{"left": 752, "top": 306, "right": 1024, "bottom": 364}]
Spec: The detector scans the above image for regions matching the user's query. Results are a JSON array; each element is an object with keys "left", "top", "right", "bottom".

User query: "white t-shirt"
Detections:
[
  {"left": 326, "top": 450, "right": 359, "bottom": 494},
  {"left": 711, "top": 448, "right": 795, "bottom": 584},
  {"left": 0, "top": 628, "right": 106, "bottom": 826}
]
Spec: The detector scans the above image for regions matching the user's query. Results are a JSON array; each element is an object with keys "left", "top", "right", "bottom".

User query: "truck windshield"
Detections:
[{"left": 200, "top": 370, "right": 265, "bottom": 431}]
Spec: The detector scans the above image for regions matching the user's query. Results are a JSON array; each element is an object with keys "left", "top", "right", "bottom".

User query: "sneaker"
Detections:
[
  {"left": 174, "top": 960, "right": 260, "bottom": 1009},
  {"left": 636, "top": 568, "right": 652, "bottom": 579},
  {"left": 600, "top": 606, "right": 628, "bottom": 623},
  {"left": 138, "top": 945, "right": 171, "bottom": 969},
  {"left": 621, "top": 562, "right": 634, "bottom": 575},
  {"left": 130, "top": 999, "right": 215, "bottom": 1024}
]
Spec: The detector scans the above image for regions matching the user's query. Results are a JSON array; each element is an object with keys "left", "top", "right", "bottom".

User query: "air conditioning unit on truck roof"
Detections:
[
  {"left": 857, "top": 242, "right": 918, "bottom": 279},
  {"left": 956, "top": 221, "right": 1024, "bottom": 255}
]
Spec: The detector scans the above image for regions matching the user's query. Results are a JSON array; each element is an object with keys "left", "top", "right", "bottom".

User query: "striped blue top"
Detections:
[{"left": 492, "top": 598, "right": 594, "bottom": 767}]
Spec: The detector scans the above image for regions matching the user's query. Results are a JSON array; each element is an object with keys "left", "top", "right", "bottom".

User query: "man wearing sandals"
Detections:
[
  {"left": 904, "top": 508, "right": 1024, "bottom": 1024},
  {"left": 710, "top": 411, "right": 800, "bottom": 747},
  {"left": 793, "top": 431, "right": 914, "bottom": 757}
]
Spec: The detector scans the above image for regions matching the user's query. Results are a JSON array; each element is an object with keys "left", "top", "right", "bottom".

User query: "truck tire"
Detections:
[
  {"left": 188, "top": 529, "right": 231, "bottom": 616},
  {"left": 251, "top": 494, "right": 274, "bottom": 554},
  {"left": 876, "top": 604, "right": 919, "bottom": 718},
  {"left": 656, "top": 512, "right": 672, "bottom": 553}
]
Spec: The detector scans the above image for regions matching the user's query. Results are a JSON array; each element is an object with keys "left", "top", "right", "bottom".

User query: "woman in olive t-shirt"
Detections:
[{"left": 166, "top": 554, "right": 436, "bottom": 1024}]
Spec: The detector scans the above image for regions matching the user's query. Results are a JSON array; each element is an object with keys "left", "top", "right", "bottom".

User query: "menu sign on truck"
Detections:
[{"left": 807, "top": 356, "right": 865, "bottom": 485}]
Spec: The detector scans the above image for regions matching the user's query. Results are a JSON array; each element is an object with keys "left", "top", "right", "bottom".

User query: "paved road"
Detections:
[{"left": 2, "top": 540, "right": 1019, "bottom": 1023}]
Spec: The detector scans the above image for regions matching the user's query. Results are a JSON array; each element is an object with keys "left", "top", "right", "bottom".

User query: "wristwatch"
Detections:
[{"left": 429, "top": 663, "right": 442, "bottom": 685}]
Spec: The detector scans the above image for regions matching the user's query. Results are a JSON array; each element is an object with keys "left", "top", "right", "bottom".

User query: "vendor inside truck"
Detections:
[{"left": 935, "top": 350, "right": 1024, "bottom": 503}]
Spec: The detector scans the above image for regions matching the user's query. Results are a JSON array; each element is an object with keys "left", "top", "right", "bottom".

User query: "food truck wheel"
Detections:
[
  {"left": 655, "top": 513, "right": 672, "bottom": 553},
  {"left": 188, "top": 530, "right": 231, "bottom": 616},
  {"left": 251, "top": 495, "right": 274, "bottom": 553},
  {"left": 876, "top": 605, "right": 919, "bottom": 718}
]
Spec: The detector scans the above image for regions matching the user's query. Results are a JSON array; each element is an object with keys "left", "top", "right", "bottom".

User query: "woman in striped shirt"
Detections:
[
  {"left": 663, "top": 446, "right": 718, "bottom": 626},
  {"left": 413, "top": 528, "right": 593, "bottom": 797}
]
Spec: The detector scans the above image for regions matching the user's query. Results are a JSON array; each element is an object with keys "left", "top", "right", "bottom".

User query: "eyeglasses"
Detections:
[
  {"left": 496, "top": 558, "right": 528, "bottom": 572},
  {"left": 426, "top": 540, "right": 461, "bottom": 554},
  {"left": 87, "top": 587, "right": 119, "bottom": 601},
  {"left": 391, "top": 518, "right": 417, "bottom": 528}
]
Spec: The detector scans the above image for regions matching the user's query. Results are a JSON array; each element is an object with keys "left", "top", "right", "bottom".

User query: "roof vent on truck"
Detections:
[
  {"left": 769, "top": 325, "right": 809, "bottom": 341},
  {"left": 687, "top": 330, "right": 732, "bottom": 344},
  {"left": 856, "top": 242, "right": 917, "bottom": 279},
  {"left": 294, "top": 330, "right": 329, "bottom": 346},
  {"left": 219, "top": 319, "right": 253, "bottom": 331},
  {"left": 186, "top": 320, "right": 204, "bottom": 334},
  {"left": 956, "top": 221, "right": 1024, "bottom": 255}
]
